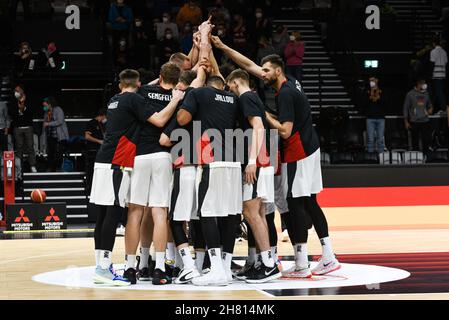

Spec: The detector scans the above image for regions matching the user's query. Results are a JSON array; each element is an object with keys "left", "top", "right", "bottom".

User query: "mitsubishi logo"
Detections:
[
  {"left": 45, "top": 208, "right": 60, "bottom": 222},
  {"left": 15, "top": 209, "right": 30, "bottom": 223}
]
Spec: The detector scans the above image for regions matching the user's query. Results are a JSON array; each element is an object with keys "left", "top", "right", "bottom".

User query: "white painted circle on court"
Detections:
[{"left": 32, "top": 261, "right": 410, "bottom": 292}]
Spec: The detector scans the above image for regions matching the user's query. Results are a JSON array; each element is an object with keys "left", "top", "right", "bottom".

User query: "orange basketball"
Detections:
[{"left": 31, "top": 189, "right": 46, "bottom": 203}]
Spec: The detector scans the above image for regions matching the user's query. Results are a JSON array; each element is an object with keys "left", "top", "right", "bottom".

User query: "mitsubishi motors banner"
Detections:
[{"left": 6, "top": 203, "right": 67, "bottom": 231}]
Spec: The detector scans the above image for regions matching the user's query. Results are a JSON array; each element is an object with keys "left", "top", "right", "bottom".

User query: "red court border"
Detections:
[{"left": 317, "top": 186, "right": 449, "bottom": 208}]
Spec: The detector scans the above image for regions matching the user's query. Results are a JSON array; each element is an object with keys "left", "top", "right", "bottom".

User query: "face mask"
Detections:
[
  {"left": 101, "top": 118, "right": 107, "bottom": 124},
  {"left": 370, "top": 81, "right": 376, "bottom": 88},
  {"left": 135, "top": 21, "right": 142, "bottom": 27},
  {"left": 43, "top": 105, "right": 49, "bottom": 112},
  {"left": 119, "top": 40, "right": 126, "bottom": 47},
  {"left": 255, "top": 12, "right": 263, "bottom": 19},
  {"left": 421, "top": 84, "right": 427, "bottom": 91},
  {"left": 117, "top": 0, "right": 124, "bottom": 5},
  {"left": 162, "top": 17, "right": 169, "bottom": 23},
  {"left": 14, "top": 91, "right": 22, "bottom": 99},
  {"left": 166, "top": 34, "right": 172, "bottom": 40},
  {"left": 289, "top": 35, "right": 296, "bottom": 41},
  {"left": 217, "top": 30, "right": 224, "bottom": 36}
]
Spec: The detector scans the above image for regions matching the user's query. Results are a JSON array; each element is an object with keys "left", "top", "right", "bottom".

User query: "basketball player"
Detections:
[
  {"left": 211, "top": 37, "right": 340, "bottom": 277},
  {"left": 91, "top": 69, "right": 176, "bottom": 286},
  {"left": 123, "top": 63, "right": 182, "bottom": 285},
  {"left": 177, "top": 74, "right": 242, "bottom": 286},
  {"left": 225, "top": 69, "right": 281, "bottom": 283},
  {"left": 159, "top": 65, "right": 209, "bottom": 284}
]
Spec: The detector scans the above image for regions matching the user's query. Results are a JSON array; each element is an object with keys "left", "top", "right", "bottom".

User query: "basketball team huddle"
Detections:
[{"left": 90, "top": 18, "right": 340, "bottom": 287}]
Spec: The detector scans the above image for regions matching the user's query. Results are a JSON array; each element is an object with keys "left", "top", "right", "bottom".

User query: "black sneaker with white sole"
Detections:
[{"left": 245, "top": 264, "right": 282, "bottom": 284}]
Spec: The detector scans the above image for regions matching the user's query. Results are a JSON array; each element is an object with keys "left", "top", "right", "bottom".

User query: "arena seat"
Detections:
[{"left": 403, "top": 151, "right": 425, "bottom": 165}]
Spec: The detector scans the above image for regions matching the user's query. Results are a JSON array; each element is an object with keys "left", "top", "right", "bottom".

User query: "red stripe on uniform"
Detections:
[
  {"left": 112, "top": 136, "right": 137, "bottom": 168},
  {"left": 282, "top": 131, "right": 306, "bottom": 163},
  {"left": 317, "top": 186, "right": 449, "bottom": 207}
]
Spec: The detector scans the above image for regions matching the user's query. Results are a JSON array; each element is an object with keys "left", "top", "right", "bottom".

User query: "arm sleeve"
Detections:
[{"left": 277, "top": 90, "right": 296, "bottom": 123}]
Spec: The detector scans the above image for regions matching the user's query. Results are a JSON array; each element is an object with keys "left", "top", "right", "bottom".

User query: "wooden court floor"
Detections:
[{"left": 1, "top": 205, "right": 449, "bottom": 300}]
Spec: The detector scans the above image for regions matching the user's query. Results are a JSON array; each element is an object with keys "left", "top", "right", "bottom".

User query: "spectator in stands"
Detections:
[
  {"left": 284, "top": 31, "right": 305, "bottom": 82},
  {"left": 248, "top": 7, "right": 272, "bottom": 46},
  {"left": 157, "top": 28, "right": 181, "bottom": 65},
  {"left": 10, "top": 86, "right": 37, "bottom": 173},
  {"left": 108, "top": 0, "right": 134, "bottom": 52},
  {"left": 176, "top": 0, "right": 203, "bottom": 29},
  {"left": 403, "top": 79, "right": 434, "bottom": 154},
  {"left": 156, "top": 12, "right": 179, "bottom": 41},
  {"left": 115, "top": 37, "right": 131, "bottom": 69},
  {"left": 84, "top": 108, "right": 107, "bottom": 191},
  {"left": 42, "top": 97, "right": 69, "bottom": 172},
  {"left": 180, "top": 21, "right": 194, "bottom": 54},
  {"left": 207, "top": 0, "right": 231, "bottom": 26},
  {"left": 362, "top": 77, "right": 387, "bottom": 153},
  {"left": 430, "top": 37, "right": 448, "bottom": 113},
  {"left": 0, "top": 99, "right": 10, "bottom": 153},
  {"left": 130, "top": 16, "right": 150, "bottom": 69},
  {"left": 37, "top": 41, "right": 62, "bottom": 71},
  {"left": 15, "top": 42, "right": 35, "bottom": 78},
  {"left": 231, "top": 14, "right": 249, "bottom": 56},
  {"left": 272, "top": 24, "right": 289, "bottom": 56}
]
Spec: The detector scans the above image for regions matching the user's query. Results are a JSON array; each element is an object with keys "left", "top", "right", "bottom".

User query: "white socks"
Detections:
[
  {"left": 261, "top": 250, "right": 275, "bottom": 268},
  {"left": 139, "top": 247, "right": 150, "bottom": 268},
  {"left": 95, "top": 249, "right": 101, "bottom": 267},
  {"left": 208, "top": 248, "right": 224, "bottom": 272},
  {"left": 155, "top": 252, "right": 166, "bottom": 271},
  {"left": 195, "top": 251, "right": 205, "bottom": 271},
  {"left": 271, "top": 246, "right": 278, "bottom": 262},
  {"left": 99, "top": 250, "right": 112, "bottom": 269},
  {"left": 166, "top": 242, "right": 175, "bottom": 261},
  {"left": 320, "top": 237, "right": 335, "bottom": 262},
  {"left": 125, "top": 254, "right": 136, "bottom": 270},
  {"left": 294, "top": 243, "right": 309, "bottom": 269},
  {"left": 222, "top": 252, "right": 233, "bottom": 272},
  {"left": 179, "top": 247, "right": 195, "bottom": 269}
]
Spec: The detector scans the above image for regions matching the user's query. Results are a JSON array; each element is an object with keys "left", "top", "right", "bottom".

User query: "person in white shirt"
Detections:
[{"left": 430, "top": 38, "right": 448, "bottom": 113}]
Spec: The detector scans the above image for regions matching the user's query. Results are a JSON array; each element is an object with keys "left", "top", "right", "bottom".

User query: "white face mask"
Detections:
[
  {"left": 370, "top": 81, "right": 376, "bottom": 88},
  {"left": 101, "top": 118, "right": 107, "bottom": 124},
  {"left": 217, "top": 30, "right": 224, "bottom": 36},
  {"left": 162, "top": 17, "right": 169, "bottom": 23},
  {"left": 421, "top": 84, "right": 427, "bottom": 91},
  {"left": 255, "top": 12, "right": 263, "bottom": 19},
  {"left": 15, "top": 91, "right": 22, "bottom": 99},
  {"left": 135, "top": 21, "right": 142, "bottom": 27},
  {"left": 166, "top": 34, "right": 172, "bottom": 39},
  {"left": 289, "top": 35, "right": 296, "bottom": 41}
]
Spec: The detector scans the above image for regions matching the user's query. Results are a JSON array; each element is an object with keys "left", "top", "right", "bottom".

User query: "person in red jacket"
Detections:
[{"left": 284, "top": 31, "right": 305, "bottom": 82}]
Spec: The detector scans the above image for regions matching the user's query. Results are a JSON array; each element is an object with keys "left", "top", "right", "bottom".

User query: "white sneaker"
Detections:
[
  {"left": 312, "top": 258, "right": 341, "bottom": 275},
  {"left": 224, "top": 268, "right": 233, "bottom": 283},
  {"left": 191, "top": 268, "right": 228, "bottom": 286},
  {"left": 116, "top": 225, "right": 125, "bottom": 236},
  {"left": 174, "top": 267, "right": 200, "bottom": 284},
  {"left": 282, "top": 266, "right": 312, "bottom": 278},
  {"left": 31, "top": 166, "right": 37, "bottom": 173}
]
